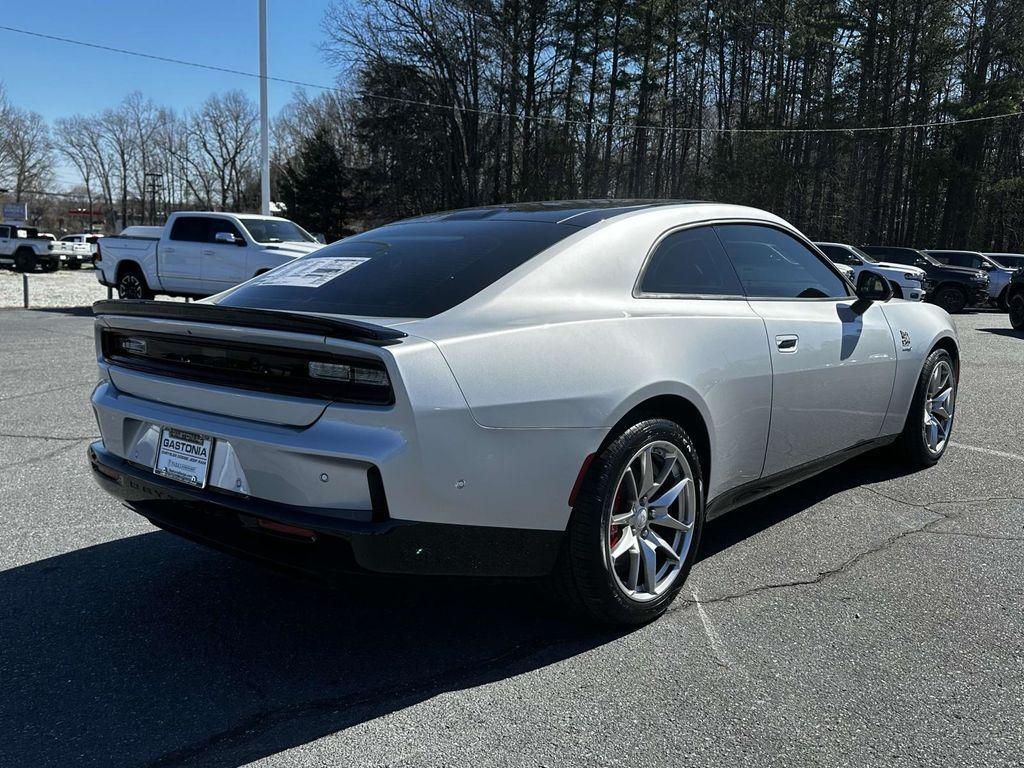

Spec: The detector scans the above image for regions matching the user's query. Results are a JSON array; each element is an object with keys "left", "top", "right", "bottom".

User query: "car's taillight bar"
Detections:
[{"left": 100, "top": 329, "right": 394, "bottom": 405}]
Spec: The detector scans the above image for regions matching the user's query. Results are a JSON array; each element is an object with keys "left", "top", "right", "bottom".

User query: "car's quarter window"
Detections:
[
  {"left": 215, "top": 220, "right": 577, "bottom": 318},
  {"left": 169, "top": 216, "right": 207, "bottom": 242},
  {"left": 638, "top": 226, "right": 742, "bottom": 297},
  {"left": 715, "top": 224, "right": 849, "bottom": 299},
  {"left": 0, "top": 226, "right": 9, "bottom": 238}
]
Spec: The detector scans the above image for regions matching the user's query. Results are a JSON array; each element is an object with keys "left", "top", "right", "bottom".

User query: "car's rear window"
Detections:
[{"left": 214, "top": 220, "right": 576, "bottom": 318}]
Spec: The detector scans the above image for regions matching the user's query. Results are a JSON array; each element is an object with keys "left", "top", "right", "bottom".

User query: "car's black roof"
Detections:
[{"left": 398, "top": 199, "right": 703, "bottom": 229}]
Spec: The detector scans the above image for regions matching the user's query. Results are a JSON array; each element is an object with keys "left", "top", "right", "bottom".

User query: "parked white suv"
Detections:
[
  {"left": 816, "top": 242, "right": 927, "bottom": 301},
  {"left": 61, "top": 233, "right": 103, "bottom": 268},
  {"left": 95, "top": 212, "right": 324, "bottom": 299}
]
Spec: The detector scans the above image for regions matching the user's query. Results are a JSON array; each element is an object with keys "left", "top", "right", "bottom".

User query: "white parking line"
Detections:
[{"left": 950, "top": 442, "right": 1024, "bottom": 463}]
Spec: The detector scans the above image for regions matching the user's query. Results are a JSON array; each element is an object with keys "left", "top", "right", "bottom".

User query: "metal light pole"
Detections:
[{"left": 259, "top": 0, "right": 271, "bottom": 215}]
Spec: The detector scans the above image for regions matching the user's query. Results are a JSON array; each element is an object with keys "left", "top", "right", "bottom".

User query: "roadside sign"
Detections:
[{"left": 2, "top": 202, "right": 28, "bottom": 222}]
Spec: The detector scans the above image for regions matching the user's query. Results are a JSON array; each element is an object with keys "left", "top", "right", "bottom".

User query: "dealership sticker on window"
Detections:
[{"left": 255, "top": 257, "right": 369, "bottom": 288}]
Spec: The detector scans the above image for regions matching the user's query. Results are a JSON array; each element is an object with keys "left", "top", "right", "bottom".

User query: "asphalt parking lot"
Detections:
[{"left": 1, "top": 304, "right": 1021, "bottom": 767}]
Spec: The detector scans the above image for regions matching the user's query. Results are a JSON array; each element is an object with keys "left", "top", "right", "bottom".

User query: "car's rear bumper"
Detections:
[{"left": 88, "top": 441, "right": 563, "bottom": 578}]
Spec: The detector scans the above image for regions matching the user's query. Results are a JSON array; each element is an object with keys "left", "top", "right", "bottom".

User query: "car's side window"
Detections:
[
  {"left": 169, "top": 216, "right": 206, "bottom": 242},
  {"left": 819, "top": 245, "right": 859, "bottom": 265},
  {"left": 206, "top": 218, "right": 243, "bottom": 243},
  {"left": 715, "top": 224, "right": 850, "bottom": 299},
  {"left": 639, "top": 226, "right": 743, "bottom": 297},
  {"left": 0, "top": 226, "right": 9, "bottom": 239}
]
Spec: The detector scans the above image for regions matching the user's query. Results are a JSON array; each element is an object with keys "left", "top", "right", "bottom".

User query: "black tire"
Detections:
[
  {"left": 996, "top": 288, "right": 1009, "bottom": 313},
  {"left": 117, "top": 266, "right": 154, "bottom": 300},
  {"left": 1009, "top": 292, "right": 1024, "bottom": 331},
  {"left": 67, "top": 261, "right": 82, "bottom": 270},
  {"left": 553, "top": 418, "right": 705, "bottom": 626},
  {"left": 933, "top": 285, "right": 967, "bottom": 314},
  {"left": 894, "top": 349, "right": 956, "bottom": 468},
  {"left": 890, "top": 280, "right": 903, "bottom": 299},
  {"left": 13, "top": 249, "right": 36, "bottom": 273}
]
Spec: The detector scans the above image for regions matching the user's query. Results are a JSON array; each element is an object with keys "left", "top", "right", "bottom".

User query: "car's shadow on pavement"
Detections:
[
  {"left": 1, "top": 452, "right": 917, "bottom": 767},
  {"left": 699, "top": 451, "right": 921, "bottom": 560},
  {"left": 0, "top": 529, "right": 625, "bottom": 768},
  {"left": 978, "top": 327, "right": 1022, "bottom": 339}
]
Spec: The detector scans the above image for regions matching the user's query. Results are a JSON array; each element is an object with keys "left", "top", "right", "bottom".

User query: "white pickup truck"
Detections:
[
  {"left": 95, "top": 212, "right": 324, "bottom": 299},
  {"left": 0, "top": 223, "right": 92, "bottom": 272}
]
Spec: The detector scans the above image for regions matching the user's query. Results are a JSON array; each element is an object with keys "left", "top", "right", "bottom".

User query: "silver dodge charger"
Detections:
[{"left": 88, "top": 201, "right": 959, "bottom": 625}]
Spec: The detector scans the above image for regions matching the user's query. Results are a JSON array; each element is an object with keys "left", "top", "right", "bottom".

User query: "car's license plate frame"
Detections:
[{"left": 154, "top": 427, "right": 213, "bottom": 488}]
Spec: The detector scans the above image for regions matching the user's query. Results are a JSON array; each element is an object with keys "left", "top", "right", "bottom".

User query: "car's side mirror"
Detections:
[
  {"left": 214, "top": 231, "right": 243, "bottom": 246},
  {"left": 856, "top": 269, "right": 893, "bottom": 303}
]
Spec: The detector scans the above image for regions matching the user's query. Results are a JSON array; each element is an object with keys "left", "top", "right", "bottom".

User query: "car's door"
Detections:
[
  {"left": 716, "top": 224, "right": 897, "bottom": 476},
  {"left": 0, "top": 226, "right": 11, "bottom": 262},
  {"left": 200, "top": 217, "right": 248, "bottom": 291},
  {"left": 635, "top": 225, "right": 773, "bottom": 499},
  {"left": 162, "top": 216, "right": 207, "bottom": 293}
]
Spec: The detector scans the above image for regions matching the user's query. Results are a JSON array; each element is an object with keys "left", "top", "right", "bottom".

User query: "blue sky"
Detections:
[{"left": 1, "top": 0, "right": 340, "bottom": 186}]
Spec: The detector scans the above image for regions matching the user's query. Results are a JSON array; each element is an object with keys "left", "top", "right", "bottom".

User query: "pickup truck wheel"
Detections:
[
  {"left": 553, "top": 418, "right": 704, "bottom": 626},
  {"left": 14, "top": 249, "right": 36, "bottom": 273},
  {"left": 1009, "top": 293, "right": 1024, "bottom": 331},
  {"left": 117, "top": 267, "right": 153, "bottom": 300},
  {"left": 934, "top": 285, "right": 967, "bottom": 314}
]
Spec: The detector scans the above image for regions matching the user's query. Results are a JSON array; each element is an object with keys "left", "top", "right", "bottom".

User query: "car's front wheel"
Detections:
[
  {"left": 895, "top": 348, "right": 957, "bottom": 467},
  {"left": 554, "top": 418, "right": 704, "bottom": 625},
  {"left": 934, "top": 285, "right": 967, "bottom": 314}
]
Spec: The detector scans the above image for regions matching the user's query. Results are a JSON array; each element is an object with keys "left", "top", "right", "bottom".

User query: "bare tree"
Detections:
[{"left": 5, "top": 108, "right": 54, "bottom": 200}]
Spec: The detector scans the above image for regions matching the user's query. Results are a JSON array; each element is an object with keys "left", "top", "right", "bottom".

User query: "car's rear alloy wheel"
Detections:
[
  {"left": 554, "top": 418, "right": 704, "bottom": 625},
  {"left": 896, "top": 348, "right": 956, "bottom": 467},
  {"left": 117, "top": 268, "right": 152, "bottom": 300},
  {"left": 607, "top": 441, "right": 696, "bottom": 602}
]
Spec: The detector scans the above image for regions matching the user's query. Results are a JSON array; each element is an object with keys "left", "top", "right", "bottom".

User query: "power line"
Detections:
[{"left": 1, "top": 23, "right": 1022, "bottom": 135}]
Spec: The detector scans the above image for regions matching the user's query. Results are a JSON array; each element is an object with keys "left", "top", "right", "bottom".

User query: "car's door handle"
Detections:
[
  {"left": 775, "top": 334, "right": 799, "bottom": 353},
  {"left": 201, "top": 249, "right": 214, "bottom": 256},
  {"left": 163, "top": 247, "right": 175, "bottom": 254}
]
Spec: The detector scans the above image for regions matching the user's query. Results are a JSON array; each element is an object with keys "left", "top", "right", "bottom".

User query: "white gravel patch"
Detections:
[
  {"left": 0, "top": 268, "right": 111, "bottom": 309},
  {"left": 0, "top": 268, "right": 188, "bottom": 309}
]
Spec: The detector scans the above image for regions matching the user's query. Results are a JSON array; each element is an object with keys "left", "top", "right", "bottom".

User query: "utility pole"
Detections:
[
  {"left": 144, "top": 172, "right": 163, "bottom": 225},
  {"left": 259, "top": 0, "right": 271, "bottom": 215}
]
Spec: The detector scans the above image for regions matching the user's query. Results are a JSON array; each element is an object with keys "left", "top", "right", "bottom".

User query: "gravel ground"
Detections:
[
  {"left": 0, "top": 266, "right": 113, "bottom": 308},
  {"left": 0, "top": 307, "right": 1021, "bottom": 768}
]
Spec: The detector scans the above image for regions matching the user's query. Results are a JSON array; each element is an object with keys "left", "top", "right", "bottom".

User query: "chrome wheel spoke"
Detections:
[
  {"left": 649, "top": 477, "right": 690, "bottom": 510},
  {"left": 622, "top": 468, "right": 640, "bottom": 504},
  {"left": 647, "top": 529, "right": 681, "bottom": 563},
  {"left": 639, "top": 536, "right": 658, "bottom": 592},
  {"left": 650, "top": 510, "right": 692, "bottom": 532},
  {"left": 638, "top": 447, "right": 655, "bottom": 497},
  {"left": 626, "top": 545, "right": 641, "bottom": 591},
  {"left": 610, "top": 528, "right": 636, "bottom": 560},
  {"left": 611, "top": 510, "right": 634, "bottom": 525}
]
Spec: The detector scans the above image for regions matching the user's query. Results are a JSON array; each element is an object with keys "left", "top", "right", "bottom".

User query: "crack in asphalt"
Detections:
[
  {"left": 143, "top": 630, "right": 601, "bottom": 768},
  {"left": 679, "top": 487, "right": 1024, "bottom": 614},
  {"left": 0, "top": 438, "right": 90, "bottom": 470},
  {"left": 0, "top": 381, "right": 94, "bottom": 403},
  {"left": 0, "top": 431, "right": 98, "bottom": 442}
]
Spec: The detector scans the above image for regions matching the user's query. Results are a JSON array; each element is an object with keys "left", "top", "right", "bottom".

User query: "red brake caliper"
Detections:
[{"left": 609, "top": 487, "right": 624, "bottom": 548}]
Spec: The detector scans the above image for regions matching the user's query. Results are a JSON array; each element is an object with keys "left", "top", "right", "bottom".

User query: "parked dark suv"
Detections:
[{"left": 861, "top": 246, "right": 989, "bottom": 313}]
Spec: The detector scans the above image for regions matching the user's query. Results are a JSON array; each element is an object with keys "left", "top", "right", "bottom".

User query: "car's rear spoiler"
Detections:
[{"left": 92, "top": 300, "right": 407, "bottom": 344}]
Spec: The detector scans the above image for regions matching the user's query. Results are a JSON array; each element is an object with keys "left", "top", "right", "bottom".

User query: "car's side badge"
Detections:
[{"left": 900, "top": 330, "right": 912, "bottom": 350}]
